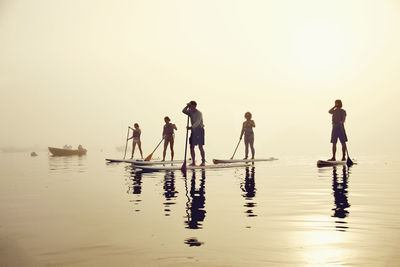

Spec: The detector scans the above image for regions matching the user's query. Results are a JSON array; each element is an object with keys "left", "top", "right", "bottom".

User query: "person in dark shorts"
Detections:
[
  {"left": 240, "top": 112, "right": 256, "bottom": 159},
  {"left": 182, "top": 101, "right": 205, "bottom": 166},
  {"left": 162, "top": 116, "right": 177, "bottom": 161},
  {"left": 328, "top": 99, "right": 348, "bottom": 161}
]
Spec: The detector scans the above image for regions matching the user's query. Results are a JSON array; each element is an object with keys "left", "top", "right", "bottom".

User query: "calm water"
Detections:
[{"left": 0, "top": 152, "right": 399, "bottom": 266}]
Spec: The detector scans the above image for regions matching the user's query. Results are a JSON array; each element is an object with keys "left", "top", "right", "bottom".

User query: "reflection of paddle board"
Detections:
[
  {"left": 317, "top": 160, "right": 346, "bottom": 167},
  {"left": 213, "top": 157, "right": 277, "bottom": 164},
  {"left": 137, "top": 163, "right": 250, "bottom": 171}
]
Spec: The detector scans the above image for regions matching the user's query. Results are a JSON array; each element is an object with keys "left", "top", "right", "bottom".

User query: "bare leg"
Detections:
[
  {"left": 330, "top": 143, "right": 337, "bottom": 160},
  {"left": 199, "top": 145, "right": 205, "bottom": 162},
  {"left": 249, "top": 139, "right": 255, "bottom": 159},
  {"left": 162, "top": 140, "right": 168, "bottom": 161},
  {"left": 341, "top": 142, "right": 347, "bottom": 161},
  {"left": 170, "top": 139, "right": 174, "bottom": 161},
  {"left": 190, "top": 145, "right": 195, "bottom": 165},
  {"left": 244, "top": 140, "right": 249, "bottom": 159},
  {"left": 138, "top": 141, "right": 143, "bottom": 159},
  {"left": 131, "top": 142, "right": 136, "bottom": 159}
]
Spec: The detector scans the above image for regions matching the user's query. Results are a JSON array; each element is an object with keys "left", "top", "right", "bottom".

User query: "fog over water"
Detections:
[{"left": 1, "top": 0, "right": 400, "bottom": 158}]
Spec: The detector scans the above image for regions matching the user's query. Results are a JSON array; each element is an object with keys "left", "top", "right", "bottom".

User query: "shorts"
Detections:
[
  {"left": 189, "top": 127, "right": 205, "bottom": 146},
  {"left": 244, "top": 133, "right": 254, "bottom": 145},
  {"left": 164, "top": 135, "right": 174, "bottom": 142},
  {"left": 331, "top": 124, "right": 348, "bottom": 144},
  {"left": 132, "top": 138, "right": 140, "bottom": 144}
]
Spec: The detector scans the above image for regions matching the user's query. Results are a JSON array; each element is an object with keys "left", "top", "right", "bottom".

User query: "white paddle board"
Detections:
[
  {"left": 317, "top": 160, "right": 346, "bottom": 167},
  {"left": 212, "top": 157, "right": 277, "bottom": 164}
]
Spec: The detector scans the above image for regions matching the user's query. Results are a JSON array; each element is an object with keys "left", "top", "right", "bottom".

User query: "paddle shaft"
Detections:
[
  {"left": 181, "top": 115, "right": 190, "bottom": 173},
  {"left": 230, "top": 138, "right": 242, "bottom": 160},
  {"left": 123, "top": 127, "right": 131, "bottom": 159},
  {"left": 144, "top": 138, "right": 164, "bottom": 161}
]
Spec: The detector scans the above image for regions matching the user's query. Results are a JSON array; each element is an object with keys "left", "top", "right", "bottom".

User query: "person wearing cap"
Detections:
[{"left": 182, "top": 101, "right": 206, "bottom": 166}]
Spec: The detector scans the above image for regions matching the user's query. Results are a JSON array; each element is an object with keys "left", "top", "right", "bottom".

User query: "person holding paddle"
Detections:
[
  {"left": 182, "top": 101, "right": 206, "bottom": 166},
  {"left": 328, "top": 99, "right": 348, "bottom": 161},
  {"left": 162, "top": 116, "right": 177, "bottom": 161},
  {"left": 128, "top": 123, "right": 144, "bottom": 159},
  {"left": 240, "top": 112, "right": 256, "bottom": 160}
]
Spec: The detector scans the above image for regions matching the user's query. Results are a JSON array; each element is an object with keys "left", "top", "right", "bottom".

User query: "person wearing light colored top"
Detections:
[
  {"left": 162, "top": 116, "right": 177, "bottom": 161},
  {"left": 128, "top": 123, "right": 143, "bottom": 159},
  {"left": 182, "top": 101, "right": 206, "bottom": 166},
  {"left": 240, "top": 112, "right": 256, "bottom": 159},
  {"left": 328, "top": 99, "right": 348, "bottom": 161}
]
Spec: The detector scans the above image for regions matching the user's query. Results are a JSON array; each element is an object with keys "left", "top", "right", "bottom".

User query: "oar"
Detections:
[
  {"left": 144, "top": 138, "right": 164, "bottom": 161},
  {"left": 123, "top": 126, "right": 131, "bottom": 159},
  {"left": 346, "top": 146, "right": 354, "bottom": 167},
  {"left": 230, "top": 138, "right": 242, "bottom": 160},
  {"left": 181, "top": 115, "right": 190, "bottom": 174}
]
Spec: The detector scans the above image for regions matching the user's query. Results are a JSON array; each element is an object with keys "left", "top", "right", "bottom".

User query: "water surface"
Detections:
[{"left": 0, "top": 152, "right": 399, "bottom": 266}]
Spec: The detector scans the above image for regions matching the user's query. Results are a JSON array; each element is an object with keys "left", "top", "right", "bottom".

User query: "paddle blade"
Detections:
[
  {"left": 144, "top": 153, "right": 152, "bottom": 161},
  {"left": 346, "top": 157, "right": 354, "bottom": 167},
  {"left": 180, "top": 160, "right": 187, "bottom": 173}
]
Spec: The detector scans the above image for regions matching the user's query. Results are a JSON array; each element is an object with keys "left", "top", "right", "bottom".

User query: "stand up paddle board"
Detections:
[
  {"left": 137, "top": 163, "right": 250, "bottom": 171},
  {"left": 212, "top": 157, "right": 277, "bottom": 164},
  {"left": 105, "top": 158, "right": 130, "bottom": 163},
  {"left": 128, "top": 159, "right": 184, "bottom": 166},
  {"left": 105, "top": 158, "right": 183, "bottom": 165},
  {"left": 317, "top": 160, "right": 346, "bottom": 167}
]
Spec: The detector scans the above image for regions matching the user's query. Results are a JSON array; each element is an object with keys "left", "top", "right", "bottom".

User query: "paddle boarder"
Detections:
[
  {"left": 128, "top": 123, "right": 144, "bottom": 159},
  {"left": 240, "top": 112, "right": 256, "bottom": 159},
  {"left": 162, "top": 116, "right": 178, "bottom": 161},
  {"left": 328, "top": 99, "right": 347, "bottom": 161},
  {"left": 182, "top": 101, "right": 206, "bottom": 166}
]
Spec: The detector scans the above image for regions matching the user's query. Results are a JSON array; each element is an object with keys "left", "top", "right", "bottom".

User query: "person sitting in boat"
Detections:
[
  {"left": 328, "top": 99, "right": 348, "bottom": 161},
  {"left": 240, "top": 112, "right": 255, "bottom": 160},
  {"left": 162, "top": 116, "right": 177, "bottom": 161},
  {"left": 182, "top": 101, "right": 206, "bottom": 166},
  {"left": 77, "top": 145, "right": 84, "bottom": 151},
  {"left": 128, "top": 123, "right": 143, "bottom": 159}
]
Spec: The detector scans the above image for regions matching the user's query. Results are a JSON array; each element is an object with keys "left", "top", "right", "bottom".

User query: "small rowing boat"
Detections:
[
  {"left": 212, "top": 157, "right": 277, "bottom": 164},
  {"left": 136, "top": 163, "right": 250, "bottom": 172},
  {"left": 48, "top": 147, "right": 87, "bottom": 156}
]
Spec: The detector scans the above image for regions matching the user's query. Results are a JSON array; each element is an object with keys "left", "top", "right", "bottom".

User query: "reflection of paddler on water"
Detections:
[
  {"left": 182, "top": 101, "right": 206, "bottom": 166},
  {"left": 328, "top": 99, "right": 348, "bottom": 161},
  {"left": 162, "top": 116, "right": 177, "bottom": 161},
  {"left": 128, "top": 123, "right": 143, "bottom": 159},
  {"left": 240, "top": 112, "right": 256, "bottom": 160}
]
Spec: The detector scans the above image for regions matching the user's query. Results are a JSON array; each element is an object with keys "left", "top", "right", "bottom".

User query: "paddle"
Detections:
[
  {"left": 123, "top": 126, "right": 131, "bottom": 159},
  {"left": 144, "top": 138, "right": 164, "bottom": 161},
  {"left": 230, "top": 138, "right": 242, "bottom": 160},
  {"left": 181, "top": 115, "right": 190, "bottom": 174},
  {"left": 346, "top": 146, "right": 354, "bottom": 167}
]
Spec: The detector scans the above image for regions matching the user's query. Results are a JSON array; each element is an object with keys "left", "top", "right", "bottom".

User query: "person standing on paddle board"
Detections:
[
  {"left": 328, "top": 100, "right": 348, "bottom": 161},
  {"left": 182, "top": 101, "right": 206, "bottom": 166},
  {"left": 128, "top": 123, "right": 144, "bottom": 159},
  {"left": 240, "top": 112, "right": 256, "bottom": 159},
  {"left": 162, "top": 116, "right": 177, "bottom": 161}
]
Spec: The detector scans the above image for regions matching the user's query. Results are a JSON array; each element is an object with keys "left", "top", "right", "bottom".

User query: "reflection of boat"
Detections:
[{"left": 48, "top": 147, "right": 87, "bottom": 156}]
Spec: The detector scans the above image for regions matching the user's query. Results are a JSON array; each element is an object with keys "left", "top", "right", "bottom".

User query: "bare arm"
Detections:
[
  {"left": 240, "top": 122, "right": 245, "bottom": 139},
  {"left": 328, "top": 106, "right": 336, "bottom": 114},
  {"left": 173, "top": 124, "right": 177, "bottom": 130},
  {"left": 182, "top": 105, "right": 190, "bottom": 115}
]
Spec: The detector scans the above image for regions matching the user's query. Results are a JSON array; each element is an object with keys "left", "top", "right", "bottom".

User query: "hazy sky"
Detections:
[{"left": 1, "top": 0, "right": 399, "bottom": 157}]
